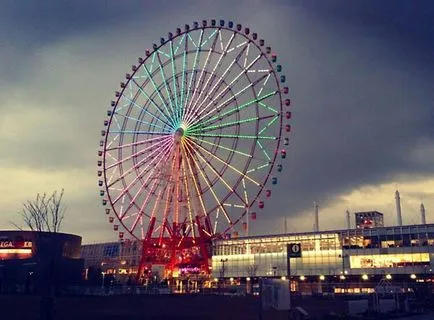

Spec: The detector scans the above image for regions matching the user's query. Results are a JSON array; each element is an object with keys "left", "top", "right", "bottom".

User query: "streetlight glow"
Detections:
[
  {"left": 299, "top": 275, "right": 306, "bottom": 281},
  {"left": 362, "top": 274, "right": 369, "bottom": 281},
  {"left": 319, "top": 275, "right": 325, "bottom": 281},
  {"left": 385, "top": 274, "right": 392, "bottom": 280},
  {"left": 410, "top": 274, "right": 417, "bottom": 279}
]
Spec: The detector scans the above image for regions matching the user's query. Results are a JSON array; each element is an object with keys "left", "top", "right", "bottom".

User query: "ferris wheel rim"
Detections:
[{"left": 100, "top": 20, "right": 288, "bottom": 241}]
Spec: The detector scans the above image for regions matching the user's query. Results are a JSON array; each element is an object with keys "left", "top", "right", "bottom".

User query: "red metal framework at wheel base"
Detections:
[{"left": 135, "top": 216, "right": 213, "bottom": 281}]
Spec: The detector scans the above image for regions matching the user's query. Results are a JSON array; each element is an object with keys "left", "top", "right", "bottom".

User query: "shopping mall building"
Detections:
[{"left": 82, "top": 210, "right": 434, "bottom": 293}]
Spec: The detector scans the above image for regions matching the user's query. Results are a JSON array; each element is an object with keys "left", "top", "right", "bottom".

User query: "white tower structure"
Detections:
[
  {"left": 420, "top": 202, "right": 427, "bottom": 225},
  {"left": 346, "top": 210, "right": 351, "bottom": 229},
  {"left": 313, "top": 201, "right": 319, "bottom": 232},
  {"left": 395, "top": 190, "right": 403, "bottom": 226}
]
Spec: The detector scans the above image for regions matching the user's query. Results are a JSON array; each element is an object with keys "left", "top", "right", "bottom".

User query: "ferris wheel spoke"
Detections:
[
  {"left": 188, "top": 52, "right": 262, "bottom": 125},
  {"left": 183, "top": 30, "right": 212, "bottom": 122},
  {"left": 185, "top": 137, "right": 260, "bottom": 188},
  {"left": 183, "top": 30, "right": 232, "bottom": 123},
  {"left": 122, "top": 177, "right": 160, "bottom": 235},
  {"left": 169, "top": 40, "right": 181, "bottom": 124},
  {"left": 256, "top": 140, "right": 272, "bottom": 162},
  {"left": 179, "top": 151, "right": 196, "bottom": 239},
  {"left": 182, "top": 140, "right": 232, "bottom": 224},
  {"left": 113, "top": 110, "right": 168, "bottom": 132},
  {"left": 105, "top": 137, "right": 169, "bottom": 170},
  {"left": 183, "top": 138, "right": 248, "bottom": 206},
  {"left": 142, "top": 64, "right": 175, "bottom": 126},
  {"left": 185, "top": 31, "right": 238, "bottom": 124},
  {"left": 190, "top": 72, "right": 272, "bottom": 127},
  {"left": 188, "top": 90, "right": 277, "bottom": 131},
  {"left": 258, "top": 115, "right": 279, "bottom": 135},
  {"left": 129, "top": 79, "right": 176, "bottom": 128},
  {"left": 190, "top": 114, "right": 276, "bottom": 134},
  {"left": 109, "top": 147, "right": 173, "bottom": 207},
  {"left": 179, "top": 34, "right": 188, "bottom": 122},
  {"left": 173, "top": 33, "right": 186, "bottom": 55},
  {"left": 182, "top": 29, "right": 205, "bottom": 121},
  {"left": 156, "top": 52, "right": 177, "bottom": 124},
  {"left": 106, "top": 135, "right": 169, "bottom": 151},
  {"left": 109, "top": 130, "right": 172, "bottom": 135},
  {"left": 120, "top": 92, "right": 174, "bottom": 129},
  {"left": 188, "top": 136, "right": 259, "bottom": 161},
  {"left": 182, "top": 144, "right": 208, "bottom": 218},
  {"left": 107, "top": 137, "right": 173, "bottom": 189},
  {"left": 125, "top": 176, "right": 160, "bottom": 223},
  {"left": 188, "top": 132, "right": 276, "bottom": 140}
]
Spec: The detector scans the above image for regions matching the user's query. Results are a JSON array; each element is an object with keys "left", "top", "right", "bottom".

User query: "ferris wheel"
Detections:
[{"left": 97, "top": 19, "right": 291, "bottom": 271}]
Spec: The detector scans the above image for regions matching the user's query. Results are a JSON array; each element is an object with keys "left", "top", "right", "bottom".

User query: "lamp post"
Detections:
[
  {"left": 101, "top": 272, "right": 106, "bottom": 289},
  {"left": 219, "top": 258, "right": 228, "bottom": 292}
]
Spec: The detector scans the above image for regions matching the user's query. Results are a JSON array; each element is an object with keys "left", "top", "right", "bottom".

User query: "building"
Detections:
[
  {"left": 81, "top": 239, "right": 143, "bottom": 281},
  {"left": 80, "top": 223, "right": 434, "bottom": 294},
  {"left": 355, "top": 211, "right": 384, "bottom": 229},
  {"left": 212, "top": 223, "right": 434, "bottom": 294},
  {"left": 0, "top": 230, "right": 83, "bottom": 293}
]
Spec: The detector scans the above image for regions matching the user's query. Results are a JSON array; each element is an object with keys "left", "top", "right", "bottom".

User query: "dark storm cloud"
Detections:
[
  {"left": 264, "top": 0, "right": 434, "bottom": 222},
  {"left": 1, "top": 0, "right": 434, "bottom": 238}
]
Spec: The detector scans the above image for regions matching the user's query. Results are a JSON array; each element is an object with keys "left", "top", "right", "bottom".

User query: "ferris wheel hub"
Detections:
[{"left": 174, "top": 127, "right": 184, "bottom": 143}]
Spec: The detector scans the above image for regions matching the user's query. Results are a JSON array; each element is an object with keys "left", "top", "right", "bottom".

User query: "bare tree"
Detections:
[{"left": 14, "top": 189, "right": 66, "bottom": 233}]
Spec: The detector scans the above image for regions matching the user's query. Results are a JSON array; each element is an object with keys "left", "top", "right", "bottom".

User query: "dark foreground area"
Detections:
[
  {"left": 0, "top": 294, "right": 433, "bottom": 320},
  {"left": 1, "top": 294, "right": 262, "bottom": 320}
]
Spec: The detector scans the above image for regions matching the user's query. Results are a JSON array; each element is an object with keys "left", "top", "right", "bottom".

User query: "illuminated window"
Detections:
[{"left": 350, "top": 253, "right": 430, "bottom": 268}]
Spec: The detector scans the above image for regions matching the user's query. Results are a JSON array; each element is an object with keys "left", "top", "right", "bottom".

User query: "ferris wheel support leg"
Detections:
[
  {"left": 195, "top": 216, "right": 211, "bottom": 273},
  {"left": 136, "top": 217, "right": 157, "bottom": 282},
  {"left": 136, "top": 240, "right": 148, "bottom": 283}
]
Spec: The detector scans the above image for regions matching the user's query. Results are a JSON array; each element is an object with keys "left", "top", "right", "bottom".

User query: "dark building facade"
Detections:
[{"left": 0, "top": 230, "right": 83, "bottom": 293}]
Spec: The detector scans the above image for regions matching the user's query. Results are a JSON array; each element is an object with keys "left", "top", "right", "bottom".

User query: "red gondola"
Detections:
[
  {"left": 284, "top": 99, "right": 291, "bottom": 106},
  {"left": 105, "top": 208, "right": 110, "bottom": 215},
  {"left": 285, "top": 112, "right": 292, "bottom": 119},
  {"left": 119, "top": 232, "right": 124, "bottom": 239},
  {"left": 259, "top": 201, "right": 264, "bottom": 209},
  {"left": 109, "top": 216, "right": 114, "bottom": 223},
  {"left": 266, "top": 189, "right": 271, "bottom": 197},
  {"left": 281, "top": 149, "right": 287, "bottom": 159},
  {"left": 114, "top": 224, "right": 119, "bottom": 231},
  {"left": 285, "top": 124, "right": 291, "bottom": 132},
  {"left": 251, "top": 212, "right": 257, "bottom": 220}
]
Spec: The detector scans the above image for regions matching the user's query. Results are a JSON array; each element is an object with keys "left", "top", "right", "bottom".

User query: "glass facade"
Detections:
[{"left": 212, "top": 224, "right": 434, "bottom": 278}]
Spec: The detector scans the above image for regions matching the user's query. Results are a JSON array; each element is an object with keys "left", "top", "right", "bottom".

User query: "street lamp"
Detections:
[
  {"left": 101, "top": 272, "right": 106, "bottom": 289},
  {"left": 220, "top": 258, "right": 228, "bottom": 279}
]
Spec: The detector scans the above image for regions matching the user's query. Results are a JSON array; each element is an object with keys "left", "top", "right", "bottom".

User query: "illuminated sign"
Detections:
[
  {"left": 0, "top": 241, "right": 32, "bottom": 249},
  {"left": 0, "top": 240, "right": 33, "bottom": 260}
]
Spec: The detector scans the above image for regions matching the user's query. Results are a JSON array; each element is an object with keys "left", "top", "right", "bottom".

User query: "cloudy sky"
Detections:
[{"left": 1, "top": 0, "right": 433, "bottom": 243}]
